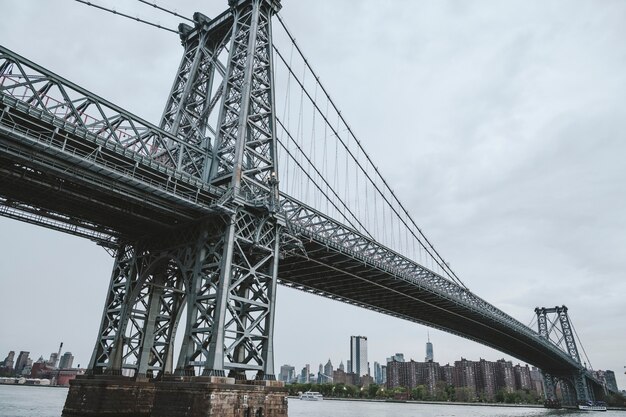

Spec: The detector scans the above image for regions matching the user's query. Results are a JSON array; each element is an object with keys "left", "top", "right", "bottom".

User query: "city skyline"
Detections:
[{"left": 0, "top": 0, "right": 625, "bottom": 389}]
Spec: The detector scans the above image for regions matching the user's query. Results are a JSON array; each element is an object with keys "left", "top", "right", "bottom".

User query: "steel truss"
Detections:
[
  {"left": 87, "top": 0, "right": 283, "bottom": 380},
  {"left": 536, "top": 306, "right": 592, "bottom": 403},
  {"left": 0, "top": 0, "right": 605, "bottom": 390}
]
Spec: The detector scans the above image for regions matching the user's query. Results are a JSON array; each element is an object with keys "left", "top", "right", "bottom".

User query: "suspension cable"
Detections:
[
  {"left": 136, "top": 0, "right": 193, "bottom": 22},
  {"left": 72, "top": 0, "right": 179, "bottom": 33},
  {"left": 571, "top": 317, "right": 594, "bottom": 370},
  {"left": 275, "top": 14, "right": 468, "bottom": 289}
]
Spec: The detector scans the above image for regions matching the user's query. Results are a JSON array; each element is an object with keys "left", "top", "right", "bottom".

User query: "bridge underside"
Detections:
[
  {"left": 0, "top": 97, "right": 216, "bottom": 243},
  {"left": 278, "top": 239, "right": 574, "bottom": 374}
]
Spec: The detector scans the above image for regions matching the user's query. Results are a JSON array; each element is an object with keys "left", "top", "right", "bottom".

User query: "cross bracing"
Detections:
[{"left": 0, "top": 0, "right": 611, "bottom": 401}]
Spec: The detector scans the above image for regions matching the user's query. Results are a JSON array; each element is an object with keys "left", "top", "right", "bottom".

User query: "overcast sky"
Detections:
[{"left": 0, "top": 0, "right": 625, "bottom": 390}]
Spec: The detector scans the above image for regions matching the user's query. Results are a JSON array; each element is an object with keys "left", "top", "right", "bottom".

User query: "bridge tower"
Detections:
[
  {"left": 64, "top": 1, "right": 288, "bottom": 416},
  {"left": 535, "top": 305, "right": 592, "bottom": 406}
]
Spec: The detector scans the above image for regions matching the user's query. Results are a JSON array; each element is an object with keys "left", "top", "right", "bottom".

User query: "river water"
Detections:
[{"left": 0, "top": 384, "right": 622, "bottom": 417}]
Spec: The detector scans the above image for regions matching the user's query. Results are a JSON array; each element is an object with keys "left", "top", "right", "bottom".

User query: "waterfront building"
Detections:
[
  {"left": 278, "top": 364, "right": 295, "bottom": 383},
  {"left": 454, "top": 358, "right": 477, "bottom": 399},
  {"left": 332, "top": 368, "right": 358, "bottom": 386},
  {"left": 48, "top": 352, "right": 59, "bottom": 368},
  {"left": 604, "top": 370, "right": 618, "bottom": 392},
  {"left": 1, "top": 351, "right": 15, "bottom": 370},
  {"left": 513, "top": 364, "right": 532, "bottom": 391},
  {"left": 475, "top": 359, "right": 497, "bottom": 400},
  {"left": 14, "top": 351, "right": 30, "bottom": 374},
  {"left": 441, "top": 363, "right": 455, "bottom": 386},
  {"left": 59, "top": 352, "right": 74, "bottom": 369},
  {"left": 495, "top": 359, "right": 515, "bottom": 393},
  {"left": 529, "top": 366, "right": 544, "bottom": 396},
  {"left": 350, "top": 336, "right": 368, "bottom": 377}
]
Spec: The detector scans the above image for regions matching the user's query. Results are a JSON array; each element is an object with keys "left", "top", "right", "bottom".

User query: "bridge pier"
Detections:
[{"left": 62, "top": 375, "right": 288, "bottom": 417}]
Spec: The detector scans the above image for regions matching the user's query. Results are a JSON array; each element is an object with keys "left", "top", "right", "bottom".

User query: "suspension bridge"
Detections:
[{"left": 0, "top": 0, "right": 618, "bottom": 415}]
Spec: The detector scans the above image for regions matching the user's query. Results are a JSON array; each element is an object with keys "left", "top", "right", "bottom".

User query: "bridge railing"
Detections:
[
  {"left": 0, "top": 45, "right": 209, "bottom": 180},
  {"left": 281, "top": 194, "right": 580, "bottom": 368}
]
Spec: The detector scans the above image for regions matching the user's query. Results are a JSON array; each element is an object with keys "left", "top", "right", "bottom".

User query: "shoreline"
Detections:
[{"left": 291, "top": 396, "right": 626, "bottom": 411}]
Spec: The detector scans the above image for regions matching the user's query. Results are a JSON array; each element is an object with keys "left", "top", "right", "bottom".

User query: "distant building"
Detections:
[
  {"left": 381, "top": 365, "right": 387, "bottom": 384},
  {"left": 299, "top": 364, "right": 310, "bottom": 383},
  {"left": 338, "top": 361, "right": 345, "bottom": 372},
  {"left": 350, "top": 336, "right": 368, "bottom": 377},
  {"left": 323, "top": 359, "right": 333, "bottom": 381},
  {"left": 495, "top": 359, "right": 515, "bottom": 393},
  {"left": 2, "top": 351, "right": 15, "bottom": 370},
  {"left": 513, "top": 364, "right": 532, "bottom": 391},
  {"left": 333, "top": 368, "right": 358, "bottom": 386},
  {"left": 454, "top": 358, "right": 477, "bottom": 399},
  {"left": 386, "top": 353, "right": 405, "bottom": 363},
  {"left": 48, "top": 352, "right": 59, "bottom": 368},
  {"left": 346, "top": 360, "right": 351, "bottom": 373},
  {"left": 604, "top": 370, "right": 618, "bottom": 392},
  {"left": 279, "top": 364, "right": 295, "bottom": 383},
  {"left": 441, "top": 363, "right": 455, "bottom": 386},
  {"left": 59, "top": 352, "right": 74, "bottom": 369},
  {"left": 529, "top": 367, "right": 544, "bottom": 396},
  {"left": 373, "top": 361, "right": 383, "bottom": 384},
  {"left": 475, "top": 359, "right": 497, "bottom": 400},
  {"left": 425, "top": 334, "right": 434, "bottom": 362},
  {"left": 14, "top": 351, "right": 30, "bottom": 374}
]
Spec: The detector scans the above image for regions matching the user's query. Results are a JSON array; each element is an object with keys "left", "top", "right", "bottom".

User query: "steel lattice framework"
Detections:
[{"left": 0, "top": 0, "right": 610, "bottom": 401}]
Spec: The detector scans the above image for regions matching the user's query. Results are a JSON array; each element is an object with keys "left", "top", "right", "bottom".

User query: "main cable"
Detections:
[
  {"left": 73, "top": 0, "right": 179, "bottom": 33},
  {"left": 275, "top": 13, "right": 468, "bottom": 290},
  {"left": 136, "top": 0, "right": 193, "bottom": 22}
]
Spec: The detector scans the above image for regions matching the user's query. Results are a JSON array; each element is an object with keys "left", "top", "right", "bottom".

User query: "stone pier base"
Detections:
[
  {"left": 62, "top": 375, "right": 288, "bottom": 417},
  {"left": 152, "top": 376, "right": 288, "bottom": 417},
  {"left": 62, "top": 375, "right": 155, "bottom": 417}
]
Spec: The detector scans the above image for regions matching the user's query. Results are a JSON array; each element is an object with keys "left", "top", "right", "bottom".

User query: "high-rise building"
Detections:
[
  {"left": 373, "top": 361, "right": 383, "bottom": 384},
  {"left": 346, "top": 360, "right": 351, "bottom": 373},
  {"left": 475, "top": 359, "right": 497, "bottom": 400},
  {"left": 14, "top": 351, "right": 30, "bottom": 374},
  {"left": 2, "top": 351, "right": 15, "bottom": 369},
  {"left": 279, "top": 364, "right": 295, "bottom": 382},
  {"left": 454, "top": 358, "right": 477, "bottom": 398},
  {"left": 338, "top": 361, "right": 345, "bottom": 372},
  {"left": 495, "top": 359, "right": 515, "bottom": 393},
  {"left": 323, "top": 359, "right": 333, "bottom": 379},
  {"left": 350, "top": 336, "right": 368, "bottom": 376},
  {"left": 59, "top": 352, "right": 74, "bottom": 369},
  {"left": 513, "top": 364, "right": 532, "bottom": 391},
  {"left": 48, "top": 352, "right": 59, "bottom": 368},
  {"left": 386, "top": 353, "right": 405, "bottom": 363},
  {"left": 529, "top": 367, "right": 544, "bottom": 396},
  {"left": 299, "top": 364, "right": 310, "bottom": 383},
  {"left": 381, "top": 365, "right": 387, "bottom": 384},
  {"left": 604, "top": 370, "right": 618, "bottom": 392},
  {"left": 425, "top": 333, "right": 434, "bottom": 362}
]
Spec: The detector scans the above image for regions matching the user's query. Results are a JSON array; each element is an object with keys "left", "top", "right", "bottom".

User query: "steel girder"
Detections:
[
  {"left": 0, "top": 46, "right": 224, "bottom": 239},
  {"left": 535, "top": 306, "right": 591, "bottom": 403}
]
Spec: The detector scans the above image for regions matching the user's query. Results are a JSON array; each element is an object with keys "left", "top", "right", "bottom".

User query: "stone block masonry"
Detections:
[{"left": 62, "top": 375, "right": 288, "bottom": 417}]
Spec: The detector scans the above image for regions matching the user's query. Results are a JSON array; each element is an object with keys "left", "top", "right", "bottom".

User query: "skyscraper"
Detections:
[
  {"left": 59, "top": 352, "right": 74, "bottom": 369},
  {"left": 2, "top": 351, "right": 15, "bottom": 369},
  {"left": 279, "top": 364, "right": 295, "bottom": 382},
  {"left": 14, "top": 351, "right": 30, "bottom": 374},
  {"left": 350, "top": 335, "right": 368, "bottom": 377},
  {"left": 425, "top": 333, "right": 434, "bottom": 362}
]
